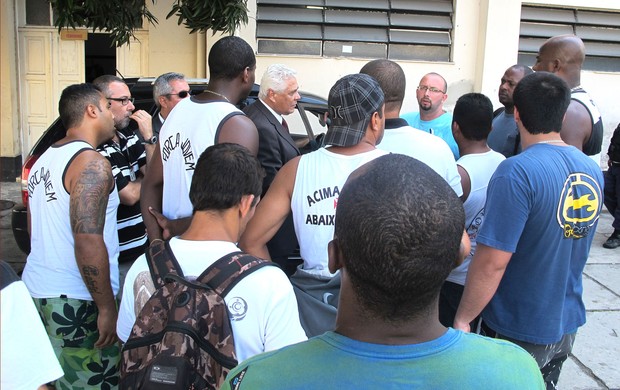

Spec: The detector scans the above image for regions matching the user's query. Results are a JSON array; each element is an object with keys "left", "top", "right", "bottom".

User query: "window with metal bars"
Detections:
[
  {"left": 255, "top": 0, "right": 454, "bottom": 61},
  {"left": 519, "top": 5, "right": 620, "bottom": 72}
]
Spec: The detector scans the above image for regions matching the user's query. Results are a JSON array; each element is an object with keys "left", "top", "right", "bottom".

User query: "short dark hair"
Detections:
[
  {"left": 58, "top": 83, "right": 104, "bottom": 129},
  {"left": 335, "top": 154, "right": 465, "bottom": 322},
  {"left": 510, "top": 64, "right": 534, "bottom": 77},
  {"left": 453, "top": 93, "right": 494, "bottom": 141},
  {"left": 92, "top": 75, "right": 125, "bottom": 96},
  {"left": 189, "top": 143, "right": 264, "bottom": 212},
  {"left": 359, "top": 59, "right": 405, "bottom": 112},
  {"left": 208, "top": 36, "right": 256, "bottom": 81},
  {"left": 513, "top": 72, "right": 570, "bottom": 134}
]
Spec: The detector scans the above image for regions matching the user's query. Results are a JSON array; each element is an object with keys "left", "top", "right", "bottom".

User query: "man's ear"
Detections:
[
  {"left": 451, "top": 121, "right": 460, "bottom": 137},
  {"left": 158, "top": 95, "right": 168, "bottom": 110},
  {"left": 242, "top": 66, "right": 252, "bottom": 84},
  {"left": 86, "top": 103, "right": 99, "bottom": 119},
  {"left": 514, "top": 106, "right": 521, "bottom": 123},
  {"left": 267, "top": 88, "right": 277, "bottom": 104},
  {"left": 328, "top": 238, "right": 345, "bottom": 274},
  {"left": 239, "top": 194, "right": 256, "bottom": 219}
]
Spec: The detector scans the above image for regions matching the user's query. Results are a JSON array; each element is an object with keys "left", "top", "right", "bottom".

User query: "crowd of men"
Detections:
[{"left": 4, "top": 33, "right": 618, "bottom": 390}]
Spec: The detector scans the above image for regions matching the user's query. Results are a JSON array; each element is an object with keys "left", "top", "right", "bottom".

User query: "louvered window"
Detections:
[
  {"left": 519, "top": 5, "right": 620, "bottom": 72},
  {"left": 256, "top": 0, "right": 454, "bottom": 61}
]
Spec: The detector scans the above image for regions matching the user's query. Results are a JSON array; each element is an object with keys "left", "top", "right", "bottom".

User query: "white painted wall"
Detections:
[{"left": 237, "top": 0, "right": 620, "bottom": 166}]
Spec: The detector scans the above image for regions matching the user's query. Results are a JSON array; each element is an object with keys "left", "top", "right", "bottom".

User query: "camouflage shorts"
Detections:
[{"left": 34, "top": 297, "right": 120, "bottom": 390}]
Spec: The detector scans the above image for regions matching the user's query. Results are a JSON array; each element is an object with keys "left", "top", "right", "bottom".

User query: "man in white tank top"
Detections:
[
  {"left": 240, "top": 74, "right": 388, "bottom": 337},
  {"left": 22, "top": 83, "right": 121, "bottom": 388},
  {"left": 141, "top": 36, "right": 259, "bottom": 242},
  {"left": 440, "top": 93, "right": 505, "bottom": 329}
]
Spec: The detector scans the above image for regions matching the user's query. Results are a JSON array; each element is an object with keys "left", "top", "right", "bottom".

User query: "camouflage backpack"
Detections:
[{"left": 120, "top": 239, "right": 274, "bottom": 390}]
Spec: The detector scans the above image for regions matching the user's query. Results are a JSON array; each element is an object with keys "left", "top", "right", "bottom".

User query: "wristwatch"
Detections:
[{"left": 142, "top": 135, "right": 158, "bottom": 145}]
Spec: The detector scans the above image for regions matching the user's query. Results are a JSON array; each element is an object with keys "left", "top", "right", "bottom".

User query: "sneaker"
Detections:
[{"left": 603, "top": 234, "right": 620, "bottom": 249}]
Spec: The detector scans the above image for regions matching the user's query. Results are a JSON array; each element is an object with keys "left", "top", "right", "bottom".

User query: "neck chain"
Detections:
[
  {"left": 204, "top": 89, "right": 230, "bottom": 103},
  {"left": 537, "top": 139, "right": 564, "bottom": 144}
]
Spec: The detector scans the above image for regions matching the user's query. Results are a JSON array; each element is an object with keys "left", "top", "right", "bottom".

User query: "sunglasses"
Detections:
[{"left": 165, "top": 90, "right": 191, "bottom": 98}]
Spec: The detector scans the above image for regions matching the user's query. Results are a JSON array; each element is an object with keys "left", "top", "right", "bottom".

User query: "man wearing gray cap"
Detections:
[{"left": 240, "top": 73, "right": 388, "bottom": 337}]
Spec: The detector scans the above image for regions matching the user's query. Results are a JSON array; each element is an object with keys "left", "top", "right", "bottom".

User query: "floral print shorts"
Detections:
[{"left": 34, "top": 297, "right": 120, "bottom": 390}]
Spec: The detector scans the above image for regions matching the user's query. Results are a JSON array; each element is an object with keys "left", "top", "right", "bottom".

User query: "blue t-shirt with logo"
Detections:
[
  {"left": 401, "top": 111, "right": 459, "bottom": 159},
  {"left": 479, "top": 143, "right": 604, "bottom": 344}
]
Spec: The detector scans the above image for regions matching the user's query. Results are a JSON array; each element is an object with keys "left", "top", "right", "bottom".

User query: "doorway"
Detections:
[{"left": 85, "top": 33, "right": 116, "bottom": 82}]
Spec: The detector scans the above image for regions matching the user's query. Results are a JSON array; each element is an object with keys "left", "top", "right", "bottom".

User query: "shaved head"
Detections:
[
  {"left": 534, "top": 34, "right": 585, "bottom": 88},
  {"left": 540, "top": 34, "right": 585, "bottom": 66}
]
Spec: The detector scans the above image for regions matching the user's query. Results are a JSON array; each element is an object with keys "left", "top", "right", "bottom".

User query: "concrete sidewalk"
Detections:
[
  {"left": 557, "top": 209, "right": 620, "bottom": 390},
  {"left": 1, "top": 180, "right": 619, "bottom": 389}
]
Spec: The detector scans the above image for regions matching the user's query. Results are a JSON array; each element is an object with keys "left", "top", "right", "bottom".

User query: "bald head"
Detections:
[
  {"left": 533, "top": 34, "right": 585, "bottom": 87},
  {"left": 542, "top": 35, "right": 585, "bottom": 65}
]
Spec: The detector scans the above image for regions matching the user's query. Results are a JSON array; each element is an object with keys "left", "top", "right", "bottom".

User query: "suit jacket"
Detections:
[
  {"left": 243, "top": 99, "right": 300, "bottom": 195},
  {"left": 152, "top": 114, "right": 164, "bottom": 138},
  {"left": 243, "top": 99, "right": 300, "bottom": 268}
]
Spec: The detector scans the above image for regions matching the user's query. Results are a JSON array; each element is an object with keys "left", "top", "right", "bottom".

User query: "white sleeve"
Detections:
[
  {"left": 117, "top": 255, "right": 149, "bottom": 342},
  {"left": 1, "top": 281, "right": 64, "bottom": 389},
  {"left": 260, "top": 268, "right": 308, "bottom": 352}
]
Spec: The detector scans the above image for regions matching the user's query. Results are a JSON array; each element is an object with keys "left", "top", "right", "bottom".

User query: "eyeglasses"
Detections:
[
  {"left": 416, "top": 86, "right": 445, "bottom": 94},
  {"left": 107, "top": 97, "right": 135, "bottom": 106},
  {"left": 165, "top": 90, "right": 191, "bottom": 98}
]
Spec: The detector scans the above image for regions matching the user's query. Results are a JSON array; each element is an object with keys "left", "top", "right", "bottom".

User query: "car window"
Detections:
[{"left": 287, "top": 108, "right": 327, "bottom": 138}]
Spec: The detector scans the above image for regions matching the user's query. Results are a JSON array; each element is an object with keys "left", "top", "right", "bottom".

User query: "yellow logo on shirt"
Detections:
[{"left": 557, "top": 173, "right": 602, "bottom": 239}]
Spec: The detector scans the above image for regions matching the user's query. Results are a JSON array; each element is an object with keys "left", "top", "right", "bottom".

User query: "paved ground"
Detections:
[{"left": 1, "top": 180, "right": 618, "bottom": 389}]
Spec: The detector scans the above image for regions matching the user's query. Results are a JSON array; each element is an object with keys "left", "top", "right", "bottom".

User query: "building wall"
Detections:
[
  {"left": 1, "top": 0, "right": 21, "bottom": 180},
  {"left": 1, "top": 0, "right": 619, "bottom": 180},
  {"left": 233, "top": 0, "right": 618, "bottom": 165}
]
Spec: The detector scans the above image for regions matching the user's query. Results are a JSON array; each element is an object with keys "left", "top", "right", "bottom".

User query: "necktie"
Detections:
[{"left": 282, "top": 118, "right": 289, "bottom": 133}]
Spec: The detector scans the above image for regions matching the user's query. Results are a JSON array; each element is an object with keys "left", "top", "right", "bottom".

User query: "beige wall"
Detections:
[
  {"left": 2, "top": 0, "right": 619, "bottom": 169},
  {"left": 237, "top": 0, "right": 620, "bottom": 165},
  {"left": 1, "top": 0, "right": 20, "bottom": 160},
  {"left": 145, "top": 0, "right": 206, "bottom": 78}
]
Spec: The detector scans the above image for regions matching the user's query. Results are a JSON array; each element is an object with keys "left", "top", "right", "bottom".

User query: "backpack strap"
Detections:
[
  {"left": 196, "top": 251, "right": 276, "bottom": 297},
  {"left": 0, "top": 260, "right": 20, "bottom": 291},
  {"left": 146, "top": 239, "right": 184, "bottom": 288}
]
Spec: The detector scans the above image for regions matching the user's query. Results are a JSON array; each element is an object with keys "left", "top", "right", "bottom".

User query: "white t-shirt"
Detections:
[
  {"left": 117, "top": 238, "right": 307, "bottom": 363},
  {"left": 1, "top": 280, "right": 64, "bottom": 389},
  {"left": 378, "top": 123, "right": 463, "bottom": 197},
  {"left": 291, "top": 147, "right": 388, "bottom": 277}
]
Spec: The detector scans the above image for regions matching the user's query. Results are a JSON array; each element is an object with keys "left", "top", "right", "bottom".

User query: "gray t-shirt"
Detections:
[{"left": 488, "top": 110, "right": 520, "bottom": 158}]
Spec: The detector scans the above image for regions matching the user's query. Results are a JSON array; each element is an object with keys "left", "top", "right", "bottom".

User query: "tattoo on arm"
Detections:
[
  {"left": 70, "top": 158, "right": 114, "bottom": 235},
  {"left": 82, "top": 265, "right": 101, "bottom": 294}
]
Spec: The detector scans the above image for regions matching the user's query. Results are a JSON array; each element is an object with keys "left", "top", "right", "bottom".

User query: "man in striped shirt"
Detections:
[{"left": 94, "top": 76, "right": 156, "bottom": 293}]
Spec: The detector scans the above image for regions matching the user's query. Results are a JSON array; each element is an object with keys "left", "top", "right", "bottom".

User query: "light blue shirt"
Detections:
[{"left": 401, "top": 111, "right": 459, "bottom": 159}]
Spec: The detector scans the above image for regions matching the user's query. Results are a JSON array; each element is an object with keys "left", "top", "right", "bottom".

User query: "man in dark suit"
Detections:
[
  {"left": 243, "top": 64, "right": 301, "bottom": 275},
  {"left": 151, "top": 72, "right": 190, "bottom": 137}
]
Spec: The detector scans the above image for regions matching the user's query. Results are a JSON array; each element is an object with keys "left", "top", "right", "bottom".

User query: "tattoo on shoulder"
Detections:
[
  {"left": 70, "top": 158, "right": 114, "bottom": 235},
  {"left": 82, "top": 265, "right": 101, "bottom": 294}
]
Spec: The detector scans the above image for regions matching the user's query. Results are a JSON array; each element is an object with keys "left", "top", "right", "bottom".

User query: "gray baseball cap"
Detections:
[{"left": 324, "top": 74, "right": 384, "bottom": 147}]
